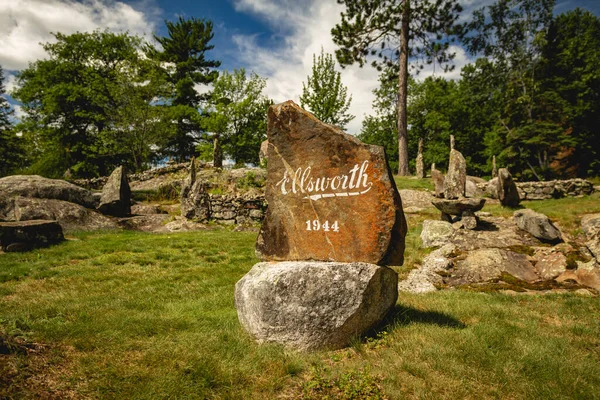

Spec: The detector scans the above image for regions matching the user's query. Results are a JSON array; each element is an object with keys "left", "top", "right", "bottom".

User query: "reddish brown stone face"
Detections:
[{"left": 256, "top": 101, "right": 407, "bottom": 266}]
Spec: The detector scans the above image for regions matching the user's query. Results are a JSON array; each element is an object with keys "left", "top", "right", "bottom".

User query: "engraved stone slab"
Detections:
[{"left": 256, "top": 101, "right": 407, "bottom": 265}]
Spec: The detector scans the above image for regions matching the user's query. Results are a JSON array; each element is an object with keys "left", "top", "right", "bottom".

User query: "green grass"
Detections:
[
  {"left": 1, "top": 197, "right": 600, "bottom": 398},
  {"left": 394, "top": 176, "right": 435, "bottom": 191}
]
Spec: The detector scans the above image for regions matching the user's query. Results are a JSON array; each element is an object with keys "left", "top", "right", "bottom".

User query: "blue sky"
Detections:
[{"left": 1, "top": 0, "right": 599, "bottom": 134}]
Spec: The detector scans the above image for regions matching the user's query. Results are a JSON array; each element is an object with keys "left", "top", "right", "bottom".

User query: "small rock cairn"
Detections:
[
  {"left": 234, "top": 101, "right": 407, "bottom": 351},
  {"left": 431, "top": 135, "right": 486, "bottom": 229}
]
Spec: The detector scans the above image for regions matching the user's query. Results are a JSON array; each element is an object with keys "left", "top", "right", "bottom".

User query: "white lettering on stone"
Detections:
[{"left": 276, "top": 160, "right": 373, "bottom": 201}]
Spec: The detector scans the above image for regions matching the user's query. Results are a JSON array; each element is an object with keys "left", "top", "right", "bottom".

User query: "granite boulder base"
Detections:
[
  {"left": 256, "top": 101, "right": 407, "bottom": 266},
  {"left": 235, "top": 261, "right": 398, "bottom": 351}
]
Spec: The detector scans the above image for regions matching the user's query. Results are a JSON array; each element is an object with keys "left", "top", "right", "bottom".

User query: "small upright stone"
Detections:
[
  {"left": 443, "top": 135, "right": 467, "bottom": 200},
  {"left": 97, "top": 166, "right": 131, "bottom": 217},
  {"left": 492, "top": 155, "right": 498, "bottom": 178},
  {"left": 256, "top": 101, "right": 407, "bottom": 265},
  {"left": 415, "top": 138, "right": 425, "bottom": 179},
  {"left": 180, "top": 158, "right": 210, "bottom": 221},
  {"left": 497, "top": 168, "right": 520, "bottom": 207},
  {"left": 431, "top": 163, "right": 445, "bottom": 198}
]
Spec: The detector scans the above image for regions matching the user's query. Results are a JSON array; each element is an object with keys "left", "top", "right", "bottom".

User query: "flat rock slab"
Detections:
[
  {"left": 432, "top": 198, "right": 486, "bottom": 216},
  {"left": 235, "top": 261, "right": 398, "bottom": 351},
  {"left": 256, "top": 101, "right": 406, "bottom": 265},
  {"left": 0, "top": 220, "right": 64, "bottom": 251}
]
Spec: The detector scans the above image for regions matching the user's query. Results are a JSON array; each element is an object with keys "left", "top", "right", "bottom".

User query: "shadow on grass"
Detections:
[{"left": 386, "top": 304, "right": 466, "bottom": 329}]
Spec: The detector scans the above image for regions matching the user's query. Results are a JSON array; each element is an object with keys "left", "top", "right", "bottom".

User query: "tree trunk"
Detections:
[
  {"left": 213, "top": 134, "right": 223, "bottom": 168},
  {"left": 397, "top": 0, "right": 410, "bottom": 176}
]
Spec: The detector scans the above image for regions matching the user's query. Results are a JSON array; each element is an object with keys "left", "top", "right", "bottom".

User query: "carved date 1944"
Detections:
[{"left": 305, "top": 220, "right": 339, "bottom": 232}]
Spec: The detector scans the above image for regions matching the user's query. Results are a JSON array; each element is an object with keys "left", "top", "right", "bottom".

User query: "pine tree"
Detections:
[
  {"left": 150, "top": 17, "right": 221, "bottom": 161},
  {"left": 332, "top": 0, "right": 463, "bottom": 175},
  {"left": 299, "top": 48, "right": 354, "bottom": 129}
]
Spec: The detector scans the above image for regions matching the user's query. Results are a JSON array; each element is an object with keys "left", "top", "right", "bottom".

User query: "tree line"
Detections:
[
  {"left": 354, "top": 0, "right": 600, "bottom": 180},
  {"left": 1, "top": 0, "right": 599, "bottom": 181}
]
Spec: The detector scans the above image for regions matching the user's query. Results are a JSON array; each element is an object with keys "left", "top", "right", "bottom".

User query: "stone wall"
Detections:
[
  {"left": 477, "top": 178, "right": 594, "bottom": 200},
  {"left": 206, "top": 194, "right": 266, "bottom": 225},
  {"left": 516, "top": 179, "right": 594, "bottom": 200}
]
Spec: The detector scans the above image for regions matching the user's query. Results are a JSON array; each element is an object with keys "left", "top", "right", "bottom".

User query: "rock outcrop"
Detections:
[
  {"left": 0, "top": 175, "right": 97, "bottom": 209},
  {"left": 421, "top": 220, "right": 454, "bottom": 248},
  {"left": 235, "top": 261, "right": 398, "bottom": 350}
]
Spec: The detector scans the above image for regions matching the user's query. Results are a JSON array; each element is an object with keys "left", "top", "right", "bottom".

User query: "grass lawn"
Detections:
[{"left": 1, "top": 196, "right": 600, "bottom": 398}]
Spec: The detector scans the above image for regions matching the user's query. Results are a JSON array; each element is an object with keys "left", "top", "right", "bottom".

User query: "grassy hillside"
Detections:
[{"left": 1, "top": 195, "right": 600, "bottom": 399}]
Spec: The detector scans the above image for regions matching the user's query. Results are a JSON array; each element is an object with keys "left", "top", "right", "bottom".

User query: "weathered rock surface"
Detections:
[
  {"left": 181, "top": 180, "right": 211, "bottom": 221},
  {"left": 256, "top": 101, "right": 407, "bottom": 265},
  {"left": 0, "top": 175, "right": 97, "bottom": 208},
  {"left": 465, "top": 180, "right": 483, "bottom": 198},
  {"left": 97, "top": 166, "right": 131, "bottom": 217},
  {"left": 443, "top": 149, "right": 466, "bottom": 199},
  {"left": 421, "top": 220, "right": 454, "bottom": 248},
  {"left": 582, "top": 214, "right": 600, "bottom": 238},
  {"left": 533, "top": 247, "right": 568, "bottom": 280},
  {"left": 451, "top": 248, "right": 539, "bottom": 284},
  {"left": 514, "top": 209, "right": 562, "bottom": 244},
  {"left": 0, "top": 220, "right": 64, "bottom": 251},
  {"left": 556, "top": 268, "right": 600, "bottom": 292},
  {"left": 259, "top": 140, "right": 269, "bottom": 164},
  {"left": 235, "top": 261, "right": 398, "bottom": 350},
  {"left": 485, "top": 178, "right": 499, "bottom": 199},
  {"left": 498, "top": 168, "right": 520, "bottom": 207},
  {"left": 131, "top": 203, "right": 166, "bottom": 216},
  {"left": 11, "top": 197, "right": 119, "bottom": 232},
  {"left": 399, "top": 189, "right": 435, "bottom": 209},
  {"left": 431, "top": 166, "right": 445, "bottom": 198},
  {"left": 398, "top": 245, "right": 454, "bottom": 293}
]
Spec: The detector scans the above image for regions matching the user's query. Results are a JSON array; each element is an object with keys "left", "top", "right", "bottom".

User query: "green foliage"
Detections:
[
  {"left": 300, "top": 48, "right": 354, "bottom": 129},
  {"left": 13, "top": 31, "right": 170, "bottom": 177},
  {"left": 150, "top": 16, "right": 221, "bottom": 161},
  {"left": 332, "top": 0, "right": 464, "bottom": 175},
  {"left": 202, "top": 69, "right": 269, "bottom": 167},
  {"left": 0, "top": 66, "right": 24, "bottom": 177}
]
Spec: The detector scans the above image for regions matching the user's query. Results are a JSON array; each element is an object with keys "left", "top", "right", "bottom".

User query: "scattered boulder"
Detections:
[
  {"left": 465, "top": 180, "right": 483, "bottom": 198},
  {"left": 581, "top": 214, "right": 600, "bottom": 238},
  {"left": 513, "top": 209, "right": 562, "bottom": 244},
  {"left": 398, "top": 189, "right": 435, "bottom": 209},
  {"left": 0, "top": 175, "right": 97, "bottom": 209},
  {"left": 12, "top": 197, "right": 119, "bottom": 232},
  {"left": 0, "top": 220, "right": 64, "bottom": 251},
  {"left": 431, "top": 165, "right": 445, "bottom": 198},
  {"left": 235, "top": 261, "right": 398, "bottom": 350},
  {"left": 497, "top": 168, "right": 520, "bottom": 207},
  {"left": 421, "top": 220, "right": 454, "bottom": 248},
  {"left": 97, "top": 166, "right": 131, "bottom": 217},
  {"left": 451, "top": 248, "right": 539, "bottom": 284},
  {"left": 256, "top": 101, "right": 406, "bottom": 265}
]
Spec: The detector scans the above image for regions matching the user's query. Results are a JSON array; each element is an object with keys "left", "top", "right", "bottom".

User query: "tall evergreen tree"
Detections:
[
  {"left": 0, "top": 65, "right": 23, "bottom": 176},
  {"left": 150, "top": 17, "right": 220, "bottom": 161},
  {"left": 332, "top": 0, "right": 463, "bottom": 175},
  {"left": 300, "top": 48, "right": 354, "bottom": 129}
]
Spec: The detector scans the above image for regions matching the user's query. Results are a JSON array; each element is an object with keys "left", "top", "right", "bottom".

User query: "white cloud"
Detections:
[
  {"left": 0, "top": 0, "right": 159, "bottom": 71},
  {"left": 230, "top": 0, "right": 474, "bottom": 135}
]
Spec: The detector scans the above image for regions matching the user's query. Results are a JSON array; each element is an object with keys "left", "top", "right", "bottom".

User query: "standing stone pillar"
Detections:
[
  {"left": 415, "top": 138, "right": 425, "bottom": 179},
  {"left": 492, "top": 155, "right": 498, "bottom": 178},
  {"left": 443, "top": 135, "right": 467, "bottom": 200},
  {"left": 431, "top": 163, "right": 444, "bottom": 198},
  {"left": 235, "top": 101, "right": 405, "bottom": 351}
]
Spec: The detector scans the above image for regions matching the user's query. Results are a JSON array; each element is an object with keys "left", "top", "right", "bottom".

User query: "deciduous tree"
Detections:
[{"left": 300, "top": 48, "right": 354, "bottom": 129}]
